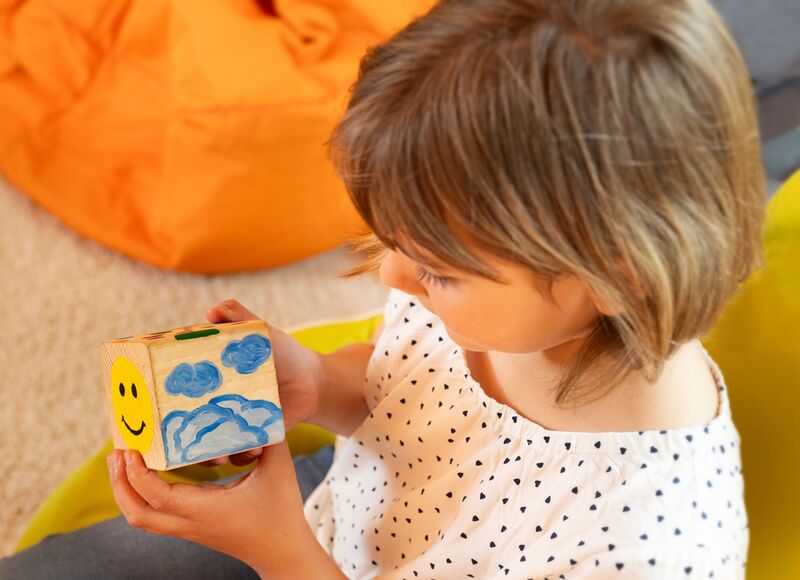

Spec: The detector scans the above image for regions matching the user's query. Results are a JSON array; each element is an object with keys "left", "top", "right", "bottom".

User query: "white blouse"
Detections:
[{"left": 303, "top": 289, "right": 748, "bottom": 579}]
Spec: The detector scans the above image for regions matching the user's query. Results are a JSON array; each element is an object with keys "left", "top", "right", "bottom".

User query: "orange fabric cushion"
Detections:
[{"left": 0, "top": 0, "right": 434, "bottom": 272}]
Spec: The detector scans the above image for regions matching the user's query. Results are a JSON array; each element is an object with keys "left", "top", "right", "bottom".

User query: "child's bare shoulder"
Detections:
[{"left": 594, "top": 339, "right": 721, "bottom": 432}]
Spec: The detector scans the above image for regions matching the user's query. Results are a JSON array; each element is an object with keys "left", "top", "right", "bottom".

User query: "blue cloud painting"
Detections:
[
  {"left": 221, "top": 333, "right": 272, "bottom": 374},
  {"left": 165, "top": 361, "right": 222, "bottom": 398},
  {"left": 161, "top": 394, "right": 284, "bottom": 466}
]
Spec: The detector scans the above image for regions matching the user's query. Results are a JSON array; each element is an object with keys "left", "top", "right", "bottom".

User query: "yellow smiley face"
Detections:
[{"left": 110, "top": 357, "right": 154, "bottom": 454}]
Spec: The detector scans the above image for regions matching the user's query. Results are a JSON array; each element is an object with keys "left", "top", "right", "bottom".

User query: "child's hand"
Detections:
[
  {"left": 205, "top": 299, "right": 322, "bottom": 432},
  {"left": 107, "top": 445, "right": 343, "bottom": 578}
]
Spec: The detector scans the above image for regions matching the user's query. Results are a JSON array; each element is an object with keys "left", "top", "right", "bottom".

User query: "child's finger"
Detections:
[
  {"left": 107, "top": 451, "right": 188, "bottom": 535},
  {"left": 206, "top": 300, "right": 261, "bottom": 324},
  {"left": 229, "top": 448, "right": 263, "bottom": 466},
  {"left": 205, "top": 308, "right": 226, "bottom": 323},
  {"left": 199, "top": 457, "right": 230, "bottom": 467},
  {"left": 206, "top": 305, "right": 237, "bottom": 323},
  {"left": 221, "top": 299, "right": 261, "bottom": 321},
  {"left": 122, "top": 450, "right": 194, "bottom": 519}
]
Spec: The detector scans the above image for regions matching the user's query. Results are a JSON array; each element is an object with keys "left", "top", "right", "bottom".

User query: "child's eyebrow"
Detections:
[
  {"left": 397, "top": 243, "right": 450, "bottom": 272},
  {"left": 415, "top": 256, "right": 449, "bottom": 271}
]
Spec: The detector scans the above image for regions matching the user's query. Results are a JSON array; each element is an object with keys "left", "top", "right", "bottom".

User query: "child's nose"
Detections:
[{"left": 379, "top": 251, "right": 426, "bottom": 296}]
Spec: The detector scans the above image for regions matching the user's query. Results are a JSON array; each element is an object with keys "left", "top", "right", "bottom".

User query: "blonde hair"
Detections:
[{"left": 331, "top": 0, "right": 766, "bottom": 406}]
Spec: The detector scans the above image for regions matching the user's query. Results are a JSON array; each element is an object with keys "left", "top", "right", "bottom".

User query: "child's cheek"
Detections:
[{"left": 435, "top": 301, "right": 495, "bottom": 351}]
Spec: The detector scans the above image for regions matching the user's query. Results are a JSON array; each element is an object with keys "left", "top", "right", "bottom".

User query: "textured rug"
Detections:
[{"left": 0, "top": 177, "right": 388, "bottom": 556}]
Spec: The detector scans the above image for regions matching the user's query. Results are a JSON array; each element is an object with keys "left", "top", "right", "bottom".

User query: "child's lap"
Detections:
[
  {"left": 0, "top": 516, "right": 260, "bottom": 580},
  {"left": 0, "top": 445, "right": 335, "bottom": 580}
]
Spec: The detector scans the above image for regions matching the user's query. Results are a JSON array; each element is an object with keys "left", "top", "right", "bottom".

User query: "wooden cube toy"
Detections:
[{"left": 99, "top": 320, "right": 284, "bottom": 470}]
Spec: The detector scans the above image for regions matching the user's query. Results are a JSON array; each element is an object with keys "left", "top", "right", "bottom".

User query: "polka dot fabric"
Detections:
[{"left": 303, "top": 290, "right": 748, "bottom": 578}]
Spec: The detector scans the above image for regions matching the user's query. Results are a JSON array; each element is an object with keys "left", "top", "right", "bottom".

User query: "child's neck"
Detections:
[{"left": 463, "top": 339, "right": 720, "bottom": 433}]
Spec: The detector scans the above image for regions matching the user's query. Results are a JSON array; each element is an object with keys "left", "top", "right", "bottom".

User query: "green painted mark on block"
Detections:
[{"left": 174, "top": 329, "right": 220, "bottom": 341}]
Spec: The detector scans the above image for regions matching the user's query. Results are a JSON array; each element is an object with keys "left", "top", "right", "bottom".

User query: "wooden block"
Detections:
[{"left": 99, "top": 320, "right": 284, "bottom": 470}]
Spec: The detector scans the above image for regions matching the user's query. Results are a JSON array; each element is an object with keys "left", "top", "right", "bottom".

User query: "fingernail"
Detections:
[{"left": 124, "top": 450, "right": 133, "bottom": 465}]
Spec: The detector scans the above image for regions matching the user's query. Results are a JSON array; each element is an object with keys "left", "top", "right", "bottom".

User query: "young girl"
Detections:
[{"left": 0, "top": 0, "right": 764, "bottom": 578}]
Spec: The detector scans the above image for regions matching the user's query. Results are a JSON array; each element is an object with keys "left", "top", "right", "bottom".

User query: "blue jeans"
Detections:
[{"left": 0, "top": 445, "right": 334, "bottom": 580}]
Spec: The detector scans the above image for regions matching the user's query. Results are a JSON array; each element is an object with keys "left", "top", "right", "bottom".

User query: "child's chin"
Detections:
[
  {"left": 448, "top": 329, "right": 549, "bottom": 354},
  {"left": 445, "top": 330, "right": 490, "bottom": 353}
]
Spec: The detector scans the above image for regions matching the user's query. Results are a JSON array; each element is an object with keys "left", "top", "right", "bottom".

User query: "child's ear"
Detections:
[
  {"left": 587, "top": 261, "right": 645, "bottom": 317},
  {"left": 588, "top": 288, "right": 623, "bottom": 317}
]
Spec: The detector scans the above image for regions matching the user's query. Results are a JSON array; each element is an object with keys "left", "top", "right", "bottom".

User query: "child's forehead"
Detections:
[
  {"left": 390, "top": 217, "right": 475, "bottom": 267},
  {"left": 394, "top": 237, "right": 449, "bottom": 270},
  {"left": 394, "top": 230, "right": 504, "bottom": 276}
]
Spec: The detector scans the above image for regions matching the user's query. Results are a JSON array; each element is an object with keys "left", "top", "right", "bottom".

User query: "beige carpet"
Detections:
[{"left": 0, "top": 177, "right": 388, "bottom": 556}]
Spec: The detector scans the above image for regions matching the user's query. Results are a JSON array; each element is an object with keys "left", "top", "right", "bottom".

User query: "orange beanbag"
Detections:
[{"left": 0, "top": 0, "right": 433, "bottom": 272}]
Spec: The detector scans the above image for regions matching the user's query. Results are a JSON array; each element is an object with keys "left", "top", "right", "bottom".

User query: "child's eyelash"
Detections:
[{"left": 415, "top": 265, "right": 450, "bottom": 287}]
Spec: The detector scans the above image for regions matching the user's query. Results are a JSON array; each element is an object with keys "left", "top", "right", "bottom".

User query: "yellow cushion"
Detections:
[
  {"left": 15, "top": 312, "right": 382, "bottom": 552},
  {"left": 703, "top": 170, "right": 800, "bottom": 578}
]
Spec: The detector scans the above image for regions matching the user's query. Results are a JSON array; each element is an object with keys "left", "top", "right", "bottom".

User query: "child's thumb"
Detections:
[
  {"left": 251, "top": 442, "right": 296, "bottom": 481},
  {"left": 220, "top": 300, "right": 261, "bottom": 321},
  {"left": 207, "top": 300, "right": 250, "bottom": 323}
]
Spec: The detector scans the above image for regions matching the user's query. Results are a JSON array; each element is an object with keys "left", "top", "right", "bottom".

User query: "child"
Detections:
[{"left": 0, "top": 0, "right": 764, "bottom": 578}]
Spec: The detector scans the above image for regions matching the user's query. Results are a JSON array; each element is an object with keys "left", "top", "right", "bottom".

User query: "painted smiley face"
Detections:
[{"left": 109, "top": 357, "right": 154, "bottom": 454}]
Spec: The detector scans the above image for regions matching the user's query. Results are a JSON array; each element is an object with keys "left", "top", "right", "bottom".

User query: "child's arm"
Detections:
[{"left": 310, "top": 320, "right": 384, "bottom": 436}]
